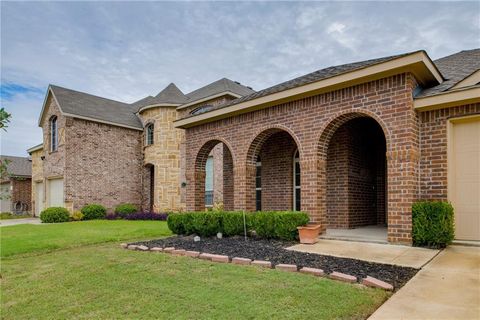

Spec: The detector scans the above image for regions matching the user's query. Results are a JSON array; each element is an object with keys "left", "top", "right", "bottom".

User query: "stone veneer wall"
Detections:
[
  {"left": 184, "top": 73, "right": 419, "bottom": 244},
  {"left": 140, "top": 107, "right": 185, "bottom": 212}
]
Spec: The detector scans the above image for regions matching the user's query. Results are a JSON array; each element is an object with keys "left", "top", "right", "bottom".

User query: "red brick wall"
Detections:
[
  {"left": 185, "top": 73, "right": 419, "bottom": 244},
  {"left": 11, "top": 178, "right": 32, "bottom": 213},
  {"left": 65, "top": 119, "right": 143, "bottom": 212},
  {"left": 419, "top": 103, "right": 480, "bottom": 200}
]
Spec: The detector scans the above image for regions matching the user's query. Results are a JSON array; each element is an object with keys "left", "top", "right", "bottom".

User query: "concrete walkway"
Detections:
[
  {"left": 288, "top": 239, "right": 439, "bottom": 268},
  {"left": 369, "top": 245, "right": 480, "bottom": 320},
  {"left": 0, "top": 217, "right": 41, "bottom": 227}
]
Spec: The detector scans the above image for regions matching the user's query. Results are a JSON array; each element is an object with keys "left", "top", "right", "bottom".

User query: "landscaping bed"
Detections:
[{"left": 133, "top": 235, "right": 418, "bottom": 290}]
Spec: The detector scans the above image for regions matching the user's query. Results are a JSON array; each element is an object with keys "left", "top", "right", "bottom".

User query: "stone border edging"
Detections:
[{"left": 120, "top": 243, "right": 394, "bottom": 290}]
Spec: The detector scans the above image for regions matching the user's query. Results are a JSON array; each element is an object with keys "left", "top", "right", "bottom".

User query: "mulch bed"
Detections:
[{"left": 133, "top": 235, "right": 418, "bottom": 290}]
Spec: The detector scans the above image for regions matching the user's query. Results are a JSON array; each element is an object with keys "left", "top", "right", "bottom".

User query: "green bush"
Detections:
[
  {"left": 40, "top": 207, "right": 70, "bottom": 223},
  {"left": 167, "top": 210, "right": 308, "bottom": 240},
  {"left": 81, "top": 204, "right": 107, "bottom": 220},
  {"left": 114, "top": 203, "right": 138, "bottom": 217},
  {"left": 71, "top": 210, "right": 84, "bottom": 221},
  {"left": 412, "top": 201, "right": 454, "bottom": 248}
]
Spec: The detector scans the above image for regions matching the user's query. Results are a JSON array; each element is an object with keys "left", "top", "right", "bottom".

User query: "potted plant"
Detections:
[{"left": 297, "top": 224, "right": 321, "bottom": 244}]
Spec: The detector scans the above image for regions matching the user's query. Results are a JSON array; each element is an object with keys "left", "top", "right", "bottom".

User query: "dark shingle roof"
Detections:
[
  {"left": 1, "top": 155, "right": 31, "bottom": 177},
  {"left": 417, "top": 48, "right": 480, "bottom": 97},
  {"left": 50, "top": 85, "right": 143, "bottom": 129},
  {"left": 187, "top": 51, "right": 417, "bottom": 116},
  {"left": 185, "top": 78, "right": 255, "bottom": 103},
  {"left": 132, "top": 83, "right": 188, "bottom": 109}
]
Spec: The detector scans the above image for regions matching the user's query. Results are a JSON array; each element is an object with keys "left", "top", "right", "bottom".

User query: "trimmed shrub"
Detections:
[
  {"left": 40, "top": 207, "right": 70, "bottom": 223},
  {"left": 81, "top": 204, "right": 107, "bottom": 220},
  {"left": 251, "top": 211, "right": 276, "bottom": 239},
  {"left": 191, "top": 211, "right": 222, "bottom": 236},
  {"left": 125, "top": 212, "right": 168, "bottom": 221},
  {"left": 412, "top": 201, "right": 454, "bottom": 248},
  {"left": 273, "top": 211, "right": 310, "bottom": 240},
  {"left": 115, "top": 203, "right": 138, "bottom": 218},
  {"left": 221, "top": 211, "right": 247, "bottom": 236},
  {"left": 71, "top": 210, "right": 84, "bottom": 221}
]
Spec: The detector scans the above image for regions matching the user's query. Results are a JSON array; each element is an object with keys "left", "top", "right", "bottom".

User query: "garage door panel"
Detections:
[
  {"left": 450, "top": 118, "right": 480, "bottom": 241},
  {"left": 48, "top": 178, "right": 64, "bottom": 208},
  {"left": 35, "top": 182, "right": 44, "bottom": 216}
]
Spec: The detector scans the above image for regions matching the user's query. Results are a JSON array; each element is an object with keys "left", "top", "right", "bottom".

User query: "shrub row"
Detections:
[
  {"left": 40, "top": 207, "right": 70, "bottom": 223},
  {"left": 106, "top": 212, "right": 168, "bottom": 221},
  {"left": 412, "top": 201, "right": 454, "bottom": 248},
  {"left": 167, "top": 211, "right": 309, "bottom": 240}
]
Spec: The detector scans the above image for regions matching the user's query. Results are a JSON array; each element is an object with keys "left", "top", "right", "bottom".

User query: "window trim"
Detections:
[
  {"left": 50, "top": 116, "right": 58, "bottom": 152},
  {"left": 205, "top": 156, "right": 214, "bottom": 207},
  {"left": 145, "top": 123, "right": 154, "bottom": 146}
]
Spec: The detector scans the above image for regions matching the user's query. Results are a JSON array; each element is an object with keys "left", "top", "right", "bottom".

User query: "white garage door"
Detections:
[
  {"left": 48, "top": 178, "right": 64, "bottom": 208},
  {"left": 0, "top": 183, "right": 11, "bottom": 212},
  {"left": 35, "top": 182, "right": 44, "bottom": 216},
  {"left": 449, "top": 116, "right": 480, "bottom": 241}
]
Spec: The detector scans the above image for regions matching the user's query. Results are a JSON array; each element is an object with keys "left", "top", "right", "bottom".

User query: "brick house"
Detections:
[
  {"left": 29, "top": 49, "right": 479, "bottom": 244},
  {"left": 0, "top": 156, "right": 32, "bottom": 214}
]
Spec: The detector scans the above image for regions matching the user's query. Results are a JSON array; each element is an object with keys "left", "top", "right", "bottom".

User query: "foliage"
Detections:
[
  {"left": 40, "top": 207, "right": 70, "bottom": 223},
  {"left": 412, "top": 201, "right": 454, "bottom": 248},
  {"left": 124, "top": 212, "right": 168, "bottom": 221},
  {"left": 71, "top": 211, "right": 84, "bottom": 221},
  {"left": 114, "top": 203, "right": 138, "bottom": 218},
  {"left": 0, "top": 108, "right": 12, "bottom": 191},
  {"left": 0, "top": 212, "right": 31, "bottom": 220},
  {"left": 167, "top": 210, "right": 309, "bottom": 240},
  {"left": 0, "top": 107, "right": 11, "bottom": 131},
  {"left": 81, "top": 204, "right": 107, "bottom": 220}
]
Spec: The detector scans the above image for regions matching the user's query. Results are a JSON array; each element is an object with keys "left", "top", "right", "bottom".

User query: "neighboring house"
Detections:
[
  {"left": 0, "top": 156, "right": 32, "bottom": 214},
  {"left": 28, "top": 48, "right": 479, "bottom": 244}
]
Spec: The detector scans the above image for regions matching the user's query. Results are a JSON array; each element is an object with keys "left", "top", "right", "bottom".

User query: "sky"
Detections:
[{"left": 1, "top": 1, "right": 479, "bottom": 156}]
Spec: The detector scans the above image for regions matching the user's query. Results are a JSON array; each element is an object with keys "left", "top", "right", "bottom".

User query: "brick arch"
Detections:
[
  {"left": 316, "top": 110, "right": 391, "bottom": 159},
  {"left": 245, "top": 124, "right": 303, "bottom": 166},
  {"left": 192, "top": 137, "right": 235, "bottom": 211}
]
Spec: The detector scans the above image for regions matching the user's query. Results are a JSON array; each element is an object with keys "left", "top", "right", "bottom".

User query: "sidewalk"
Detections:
[
  {"left": 369, "top": 245, "right": 480, "bottom": 320},
  {"left": 0, "top": 217, "right": 42, "bottom": 227}
]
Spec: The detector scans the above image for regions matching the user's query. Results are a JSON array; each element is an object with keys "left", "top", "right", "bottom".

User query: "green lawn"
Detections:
[
  {"left": 1, "top": 220, "right": 390, "bottom": 319},
  {"left": 1, "top": 220, "right": 171, "bottom": 257}
]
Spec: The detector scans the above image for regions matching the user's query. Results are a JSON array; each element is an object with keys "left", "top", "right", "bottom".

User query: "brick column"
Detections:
[
  {"left": 233, "top": 162, "right": 256, "bottom": 212},
  {"left": 386, "top": 147, "right": 419, "bottom": 244}
]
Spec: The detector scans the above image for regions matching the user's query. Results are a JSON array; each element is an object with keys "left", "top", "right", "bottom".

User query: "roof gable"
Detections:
[{"left": 1, "top": 155, "right": 32, "bottom": 177}]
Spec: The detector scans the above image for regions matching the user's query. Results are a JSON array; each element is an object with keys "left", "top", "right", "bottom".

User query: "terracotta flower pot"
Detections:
[{"left": 297, "top": 224, "right": 321, "bottom": 244}]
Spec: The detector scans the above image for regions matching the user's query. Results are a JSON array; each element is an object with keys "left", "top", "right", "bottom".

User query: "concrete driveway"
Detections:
[
  {"left": 369, "top": 245, "right": 480, "bottom": 320},
  {"left": 0, "top": 217, "right": 42, "bottom": 227}
]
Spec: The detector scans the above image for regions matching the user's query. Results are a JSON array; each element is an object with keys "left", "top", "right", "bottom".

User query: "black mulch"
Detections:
[{"left": 133, "top": 236, "right": 418, "bottom": 290}]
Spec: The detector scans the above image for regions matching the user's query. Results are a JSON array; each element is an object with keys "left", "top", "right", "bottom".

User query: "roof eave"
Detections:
[
  {"left": 414, "top": 85, "right": 480, "bottom": 111},
  {"left": 175, "top": 51, "right": 443, "bottom": 129},
  {"left": 62, "top": 113, "right": 143, "bottom": 131},
  {"left": 27, "top": 143, "right": 44, "bottom": 154},
  {"left": 137, "top": 103, "right": 181, "bottom": 114}
]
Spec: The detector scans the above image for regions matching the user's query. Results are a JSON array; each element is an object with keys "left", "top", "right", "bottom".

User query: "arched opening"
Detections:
[
  {"left": 324, "top": 117, "right": 387, "bottom": 239},
  {"left": 246, "top": 128, "right": 300, "bottom": 212},
  {"left": 193, "top": 140, "right": 234, "bottom": 211},
  {"left": 143, "top": 163, "right": 155, "bottom": 211}
]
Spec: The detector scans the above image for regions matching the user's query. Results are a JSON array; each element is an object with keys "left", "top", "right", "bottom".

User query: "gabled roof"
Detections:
[
  {"left": 175, "top": 50, "right": 442, "bottom": 127},
  {"left": 417, "top": 48, "right": 480, "bottom": 98},
  {"left": 177, "top": 78, "right": 255, "bottom": 109},
  {"left": 132, "top": 83, "right": 188, "bottom": 111},
  {"left": 40, "top": 85, "right": 143, "bottom": 130},
  {"left": 0, "top": 155, "right": 31, "bottom": 177}
]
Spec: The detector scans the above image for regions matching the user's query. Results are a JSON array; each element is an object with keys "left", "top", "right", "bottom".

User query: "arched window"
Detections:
[
  {"left": 50, "top": 116, "right": 58, "bottom": 152},
  {"left": 145, "top": 123, "right": 154, "bottom": 145},
  {"left": 255, "top": 156, "right": 262, "bottom": 211},
  {"left": 293, "top": 150, "right": 301, "bottom": 211}
]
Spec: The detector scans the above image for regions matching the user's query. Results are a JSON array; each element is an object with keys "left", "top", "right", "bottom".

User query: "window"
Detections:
[
  {"left": 145, "top": 123, "right": 154, "bottom": 145},
  {"left": 293, "top": 150, "right": 301, "bottom": 211},
  {"left": 50, "top": 116, "right": 58, "bottom": 152},
  {"left": 205, "top": 156, "right": 214, "bottom": 206},
  {"left": 255, "top": 156, "right": 262, "bottom": 211}
]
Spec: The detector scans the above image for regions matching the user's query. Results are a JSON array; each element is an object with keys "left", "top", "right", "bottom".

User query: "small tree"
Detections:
[{"left": 0, "top": 107, "right": 12, "bottom": 200}]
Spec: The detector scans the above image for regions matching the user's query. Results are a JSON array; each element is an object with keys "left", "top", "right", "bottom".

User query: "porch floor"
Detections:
[
  {"left": 288, "top": 239, "right": 440, "bottom": 268},
  {"left": 320, "top": 225, "right": 388, "bottom": 244}
]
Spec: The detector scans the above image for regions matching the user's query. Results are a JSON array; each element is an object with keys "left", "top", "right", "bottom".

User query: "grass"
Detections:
[
  {"left": 1, "top": 220, "right": 390, "bottom": 319},
  {"left": 0, "top": 212, "right": 32, "bottom": 220},
  {"left": 0, "top": 220, "right": 171, "bottom": 257}
]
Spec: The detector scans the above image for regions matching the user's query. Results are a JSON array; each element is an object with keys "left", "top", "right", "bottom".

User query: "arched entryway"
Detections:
[
  {"left": 193, "top": 140, "right": 234, "bottom": 211},
  {"left": 245, "top": 127, "right": 301, "bottom": 212},
  {"left": 143, "top": 163, "right": 155, "bottom": 211},
  {"left": 318, "top": 113, "right": 388, "bottom": 241}
]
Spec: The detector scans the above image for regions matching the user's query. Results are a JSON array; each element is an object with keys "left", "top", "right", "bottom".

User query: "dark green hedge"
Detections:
[
  {"left": 412, "top": 201, "right": 454, "bottom": 248},
  {"left": 40, "top": 207, "right": 70, "bottom": 223},
  {"left": 167, "top": 211, "right": 309, "bottom": 240},
  {"left": 114, "top": 203, "right": 138, "bottom": 217},
  {"left": 81, "top": 204, "right": 107, "bottom": 220}
]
